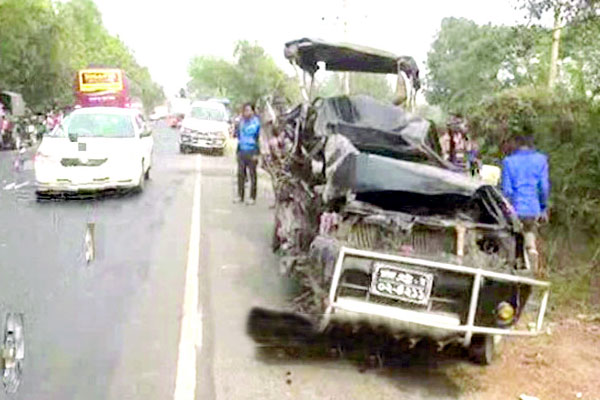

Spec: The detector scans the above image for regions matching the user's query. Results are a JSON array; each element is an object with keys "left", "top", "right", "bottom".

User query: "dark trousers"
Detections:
[{"left": 237, "top": 150, "right": 257, "bottom": 200}]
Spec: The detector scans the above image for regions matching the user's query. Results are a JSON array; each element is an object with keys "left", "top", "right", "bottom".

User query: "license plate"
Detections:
[{"left": 370, "top": 263, "right": 434, "bottom": 305}]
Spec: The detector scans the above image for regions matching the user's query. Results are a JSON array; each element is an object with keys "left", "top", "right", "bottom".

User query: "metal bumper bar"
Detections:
[{"left": 324, "top": 247, "right": 551, "bottom": 347}]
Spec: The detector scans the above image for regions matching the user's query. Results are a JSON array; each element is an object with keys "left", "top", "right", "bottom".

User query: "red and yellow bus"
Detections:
[{"left": 75, "top": 68, "right": 130, "bottom": 108}]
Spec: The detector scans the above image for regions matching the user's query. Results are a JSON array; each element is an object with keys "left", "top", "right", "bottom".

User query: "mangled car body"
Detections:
[{"left": 250, "top": 38, "right": 550, "bottom": 365}]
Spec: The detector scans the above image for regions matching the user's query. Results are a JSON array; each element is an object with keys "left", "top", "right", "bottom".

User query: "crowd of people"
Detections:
[{"left": 0, "top": 103, "right": 66, "bottom": 149}]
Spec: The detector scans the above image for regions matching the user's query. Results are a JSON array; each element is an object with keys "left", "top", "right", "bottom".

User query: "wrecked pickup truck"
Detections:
[{"left": 248, "top": 38, "right": 550, "bottom": 365}]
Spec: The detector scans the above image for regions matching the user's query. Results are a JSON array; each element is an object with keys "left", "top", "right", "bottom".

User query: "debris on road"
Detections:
[
  {"left": 519, "top": 395, "right": 540, "bottom": 400},
  {"left": 85, "top": 222, "right": 95, "bottom": 263},
  {"left": 1, "top": 313, "right": 25, "bottom": 394}
]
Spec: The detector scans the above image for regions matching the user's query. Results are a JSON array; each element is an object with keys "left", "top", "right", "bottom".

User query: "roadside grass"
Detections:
[
  {"left": 542, "top": 228, "right": 600, "bottom": 317},
  {"left": 445, "top": 229, "right": 600, "bottom": 399}
]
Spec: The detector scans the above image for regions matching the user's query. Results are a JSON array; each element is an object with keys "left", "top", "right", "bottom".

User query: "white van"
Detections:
[{"left": 179, "top": 101, "right": 229, "bottom": 155}]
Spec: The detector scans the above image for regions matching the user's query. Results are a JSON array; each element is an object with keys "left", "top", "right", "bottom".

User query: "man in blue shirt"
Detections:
[
  {"left": 502, "top": 135, "right": 550, "bottom": 271},
  {"left": 234, "top": 103, "right": 261, "bottom": 205}
]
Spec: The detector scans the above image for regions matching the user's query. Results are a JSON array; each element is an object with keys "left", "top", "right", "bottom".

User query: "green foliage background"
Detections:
[
  {"left": 187, "top": 41, "right": 300, "bottom": 111},
  {"left": 0, "top": 0, "right": 164, "bottom": 112},
  {"left": 426, "top": 6, "right": 600, "bottom": 308}
]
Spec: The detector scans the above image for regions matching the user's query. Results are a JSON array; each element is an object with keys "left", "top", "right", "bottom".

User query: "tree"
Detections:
[
  {"left": 317, "top": 73, "right": 394, "bottom": 102},
  {"left": 188, "top": 41, "right": 300, "bottom": 110},
  {"left": 0, "top": 0, "right": 164, "bottom": 112},
  {"left": 515, "top": 0, "right": 600, "bottom": 89},
  {"left": 187, "top": 57, "right": 236, "bottom": 98},
  {"left": 426, "top": 18, "right": 547, "bottom": 112},
  {"left": 0, "top": 0, "right": 64, "bottom": 109}
]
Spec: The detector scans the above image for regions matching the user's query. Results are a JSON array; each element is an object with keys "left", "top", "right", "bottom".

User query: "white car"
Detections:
[
  {"left": 35, "top": 107, "right": 153, "bottom": 196},
  {"left": 179, "top": 101, "right": 229, "bottom": 155}
]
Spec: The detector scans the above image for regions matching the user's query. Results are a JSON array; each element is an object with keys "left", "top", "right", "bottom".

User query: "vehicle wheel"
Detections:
[
  {"left": 469, "top": 334, "right": 495, "bottom": 365},
  {"left": 179, "top": 144, "right": 188, "bottom": 154}
]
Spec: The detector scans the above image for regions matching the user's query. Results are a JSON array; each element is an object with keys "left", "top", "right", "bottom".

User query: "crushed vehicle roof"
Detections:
[
  {"left": 313, "top": 96, "right": 441, "bottom": 160},
  {"left": 287, "top": 95, "right": 514, "bottom": 227},
  {"left": 284, "top": 38, "right": 420, "bottom": 90}
]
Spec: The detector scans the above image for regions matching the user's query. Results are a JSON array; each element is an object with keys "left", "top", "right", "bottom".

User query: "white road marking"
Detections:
[
  {"left": 3, "top": 182, "right": 15, "bottom": 190},
  {"left": 14, "top": 181, "right": 29, "bottom": 190},
  {"left": 174, "top": 155, "right": 202, "bottom": 400},
  {"left": 85, "top": 223, "right": 95, "bottom": 263}
]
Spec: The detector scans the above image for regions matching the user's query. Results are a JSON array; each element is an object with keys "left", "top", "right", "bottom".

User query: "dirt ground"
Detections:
[{"left": 447, "top": 317, "right": 600, "bottom": 400}]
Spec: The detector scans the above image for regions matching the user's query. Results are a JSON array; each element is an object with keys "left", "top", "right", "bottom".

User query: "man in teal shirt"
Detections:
[{"left": 234, "top": 103, "right": 261, "bottom": 204}]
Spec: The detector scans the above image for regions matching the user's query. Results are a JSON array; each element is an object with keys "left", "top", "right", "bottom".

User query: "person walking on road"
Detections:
[
  {"left": 234, "top": 103, "right": 261, "bottom": 205},
  {"left": 501, "top": 134, "right": 550, "bottom": 272}
]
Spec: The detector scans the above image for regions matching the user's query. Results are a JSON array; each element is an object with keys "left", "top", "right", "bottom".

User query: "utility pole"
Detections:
[
  {"left": 548, "top": 5, "right": 562, "bottom": 90},
  {"left": 342, "top": 0, "right": 350, "bottom": 95}
]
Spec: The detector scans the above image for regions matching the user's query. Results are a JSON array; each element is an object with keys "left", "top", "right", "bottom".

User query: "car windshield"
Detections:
[
  {"left": 52, "top": 113, "right": 135, "bottom": 138},
  {"left": 190, "top": 106, "right": 226, "bottom": 121}
]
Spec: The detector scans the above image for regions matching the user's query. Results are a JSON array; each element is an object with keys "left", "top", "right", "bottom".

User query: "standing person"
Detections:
[
  {"left": 234, "top": 103, "right": 261, "bottom": 205},
  {"left": 501, "top": 134, "right": 550, "bottom": 272}
]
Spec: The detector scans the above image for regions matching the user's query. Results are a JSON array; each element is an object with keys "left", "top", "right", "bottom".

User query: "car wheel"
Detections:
[
  {"left": 469, "top": 334, "right": 495, "bottom": 365},
  {"left": 180, "top": 144, "right": 188, "bottom": 154}
]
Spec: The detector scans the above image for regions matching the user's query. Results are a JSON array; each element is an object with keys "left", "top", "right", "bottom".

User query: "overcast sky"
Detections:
[{"left": 94, "top": 0, "right": 530, "bottom": 97}]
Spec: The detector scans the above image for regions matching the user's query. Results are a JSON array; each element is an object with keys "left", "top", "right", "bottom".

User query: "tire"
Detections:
[
  {"left": 179, "top": 144, "right": 188, "bottom": 154},
  {"left": 469, "top": 334, "right": 495, "bottom": 365}
]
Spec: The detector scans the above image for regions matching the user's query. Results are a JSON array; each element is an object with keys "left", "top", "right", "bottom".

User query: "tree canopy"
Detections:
[
  {"left": 0, "top": 0, "right": 164, "bottom": 112},
  {"left": 426, "top": 13, "right": 600, "bottom": 284},
  {"left": 316, "top": 73, "right": 394, "bottom": 102},
  {"left": 187, "top": 41, "right": 300, "bottom": 110},
  {"left": 425, "top": 18, "right": 552, "bottom": 111}
]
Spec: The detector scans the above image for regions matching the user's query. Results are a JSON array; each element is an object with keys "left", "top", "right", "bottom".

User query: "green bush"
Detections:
[
  {"left": 467, "top": 88, "right": 600, "bottom": 310},
  {"left": 469, "top": 88, "right": 600, "bottom": 238}
]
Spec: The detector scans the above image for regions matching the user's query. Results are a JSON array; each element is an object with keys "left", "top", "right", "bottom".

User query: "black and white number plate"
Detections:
[{"left": 370, "top": 262, "right": 434, "bottom": 305}]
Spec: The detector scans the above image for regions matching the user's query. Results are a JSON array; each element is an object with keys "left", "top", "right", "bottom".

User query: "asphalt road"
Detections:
[{"left": 0, "top": 123, "right": 460, "bottom": 400}]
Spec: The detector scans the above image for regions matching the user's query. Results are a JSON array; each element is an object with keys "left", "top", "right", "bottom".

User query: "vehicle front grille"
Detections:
[
  {"left": 61, "top": 158, "right": 107, "bottom": 167},
  {"left": 336, "top": 267, "right": 471, "bottom": 322},
  {"left": 345, "top": 222, "right": 455, "bottom": 254},
  {"left": 410, "top": 227, "right": 455, "bottom": 254}
]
